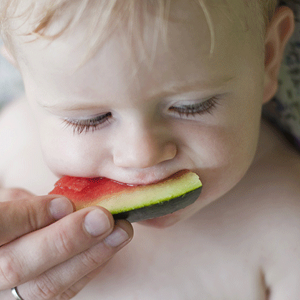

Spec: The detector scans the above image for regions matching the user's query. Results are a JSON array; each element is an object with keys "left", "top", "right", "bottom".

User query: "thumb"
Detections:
[{"left": 0, "top": 193, "right": 74, "bottom": 246}]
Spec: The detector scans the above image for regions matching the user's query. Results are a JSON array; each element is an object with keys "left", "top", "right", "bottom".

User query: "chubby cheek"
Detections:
[
  {"left": 39, "top": 125, "right": 110, "bottom": 177},
  {"left": 184, "top": 120, "right": 259, "bottom": 207}
]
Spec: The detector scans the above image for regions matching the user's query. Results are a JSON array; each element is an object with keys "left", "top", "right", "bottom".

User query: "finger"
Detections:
[
  {"left": 18, "top": 220, "right": 133, "bottom": 300},
  {"left": 0, "top": 195, "right": 74, "bottom": 246},
  {"left": 60, "top": 264, "right": 108, "bottom": 299},
  {"left": 0, "top": 206, "right": 116, "bottom": 290},
  {"left": 0, "top": 263, "right": 109, "bottom": 300}
]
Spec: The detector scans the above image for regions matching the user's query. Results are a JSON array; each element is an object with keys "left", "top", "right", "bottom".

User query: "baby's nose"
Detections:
[{"left": 112, "top": 126, "right": 177, "bottom": 169}]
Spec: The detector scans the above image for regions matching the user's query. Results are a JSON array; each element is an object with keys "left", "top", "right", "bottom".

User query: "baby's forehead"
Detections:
[
  {"left": 1, "top": 0, "right": 268, "bottom": 37},
  {"left": 1, "top": 0, "right": 273, "bottom": 69}
]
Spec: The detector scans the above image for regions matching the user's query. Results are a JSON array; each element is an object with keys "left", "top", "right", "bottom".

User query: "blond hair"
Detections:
[{"left": 0, "top": 0, "right": 279, "bottom": 61}]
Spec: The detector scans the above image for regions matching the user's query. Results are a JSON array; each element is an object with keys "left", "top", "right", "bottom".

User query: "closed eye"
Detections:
[
  {"left": 63, "top": 112, "right": 112, "bottom": 134},
  {"left": 169, "top": 96, "right": 219, "bottom": 118}
]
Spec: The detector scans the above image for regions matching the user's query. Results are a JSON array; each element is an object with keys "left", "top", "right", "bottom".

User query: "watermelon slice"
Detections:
[{"left": 49, "top": 170, "right": 202, "bottom": 222}]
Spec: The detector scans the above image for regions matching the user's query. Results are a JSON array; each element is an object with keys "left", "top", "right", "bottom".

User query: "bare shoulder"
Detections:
[
  {"left": 198, "top": 124, "right": 300, "bottom": 298},
  {"left": 0, "top": 98, "right": 57, "bottom": 193},
  {"left": 252, "top": 123, "right": 300, "bottom": 212},
  {"left": 242, "top": 122, "right": 300, "bottom": 297}
]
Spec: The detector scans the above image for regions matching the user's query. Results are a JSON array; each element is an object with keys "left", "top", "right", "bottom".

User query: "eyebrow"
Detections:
[
  {"left": 160, "top": 75, "right": 235, "bottom": 95},
  {"left": 39, "top": 75, "right": 235, "bottom": 111}
]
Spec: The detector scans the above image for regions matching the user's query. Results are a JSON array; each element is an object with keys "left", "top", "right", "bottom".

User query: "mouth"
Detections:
[
  {"left": 107, "top": 169, "right": 182, "bottom": 186},
  {"left": 49, "top": 169, "right": 202, "bottom": 223}
]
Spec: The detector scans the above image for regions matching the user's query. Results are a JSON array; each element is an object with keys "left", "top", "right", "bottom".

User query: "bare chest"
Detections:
[
  {"left": 2, "top": 101, "right": 300, "bottom": 299},
  {"left": 73, "top": 220, "right": 268, "bottom": 300}
]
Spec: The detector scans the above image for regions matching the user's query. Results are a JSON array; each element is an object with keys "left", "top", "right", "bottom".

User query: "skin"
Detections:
[
  {"left": 0, "top": 0, "right": 298, "bottom": 299},
  {"left": 9, "top": 0, "right": 272, "bottom": 225}
]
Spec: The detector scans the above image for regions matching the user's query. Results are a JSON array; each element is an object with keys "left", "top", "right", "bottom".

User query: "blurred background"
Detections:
[{"left": 0, "top": 40, "right": 24, "bottom": 110}]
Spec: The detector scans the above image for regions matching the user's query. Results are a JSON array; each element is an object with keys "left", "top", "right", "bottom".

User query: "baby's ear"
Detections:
[
  {"left": 0, "top": 45, "right": 17, "bottom": 67},
  {"left": 263, "top": 6, "right": 295, "bottom": 103}
]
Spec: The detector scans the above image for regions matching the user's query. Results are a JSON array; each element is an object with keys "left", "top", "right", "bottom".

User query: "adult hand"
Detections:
[{"left": 0, "top": 188, "right": 133, "bottom": 300}]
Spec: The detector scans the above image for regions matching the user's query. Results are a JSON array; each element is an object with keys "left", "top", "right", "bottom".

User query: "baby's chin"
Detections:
[
  {"left": 136, "top": 205, "right": 197, "bottom": 228},
  {"left": 137, "top": 193, "right": 220, "bottom": 228},
  {"left": 137, "top": 215, "right": 181, "bottom": 228}
]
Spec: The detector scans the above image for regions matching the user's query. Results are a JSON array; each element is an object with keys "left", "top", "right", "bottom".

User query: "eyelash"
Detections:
[
  {"left": 168, "top": 96, "right": 219, "bottom": 118},
  {"left": 62, "top": 97, "right": 219, "bottom": 135},
  {"left": 63, "top": 112, "right": 112, "bottom": 134}
]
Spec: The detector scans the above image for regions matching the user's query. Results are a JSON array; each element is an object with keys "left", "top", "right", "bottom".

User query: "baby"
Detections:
[{"left": 0, "top": 0, "right": 300, "bottom": 299}]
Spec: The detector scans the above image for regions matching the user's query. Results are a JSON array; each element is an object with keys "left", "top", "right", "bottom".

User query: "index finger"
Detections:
[{"left": 0, "top": 195, "right": 74, "bottom": 246}]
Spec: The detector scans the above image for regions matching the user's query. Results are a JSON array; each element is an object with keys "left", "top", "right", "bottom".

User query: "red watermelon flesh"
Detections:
[
  {"left": 49, "top": 170, "right": 202, "bottom": 222},
  {"left": 50, "top": 176, "right": 134, "bottom": 203}
]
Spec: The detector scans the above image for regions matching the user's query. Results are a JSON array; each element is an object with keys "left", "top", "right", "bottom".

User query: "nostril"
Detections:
[
  {"left": 164, "top": 142, "right": 177, "bottom": 161},
  {"left": 113, "top": 142, "right": 177, "bottom": 169}
]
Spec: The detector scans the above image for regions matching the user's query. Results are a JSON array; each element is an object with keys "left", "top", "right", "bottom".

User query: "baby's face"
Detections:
[{"left": 15, "top": 1, "right": 266, "bottom": 226}]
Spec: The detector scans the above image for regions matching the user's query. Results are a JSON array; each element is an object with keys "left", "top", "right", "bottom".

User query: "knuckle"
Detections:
[
  {"left": 24, "top": 203, "right": 40, "bottom": 232},
  {"left": 53, "top": 228, "right": 76, "bottom": 256},
  {"left": 28, "top": 274, "right": 59, "bottom": 300},
  {"left": 81, "top": 250, "right": 101, "bottom": 269},
  {"left": 59, "top": 289, "right": 78, "bottom": 300},
  {"left": 0, "top": 251, "right": 22, "bottom": 288},
  {"left": 80, "top": 243, "right": 109, "bottom": 269}
]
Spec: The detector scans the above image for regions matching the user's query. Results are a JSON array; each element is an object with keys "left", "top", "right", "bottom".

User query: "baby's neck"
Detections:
[{"left": 253, "top": 118, "right": 292, "bottom": 164}]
